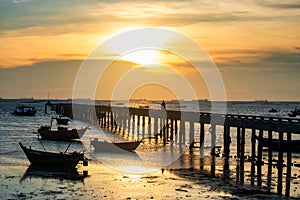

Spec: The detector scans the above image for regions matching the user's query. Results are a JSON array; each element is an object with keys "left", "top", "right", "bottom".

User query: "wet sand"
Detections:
[{"left": 0, "top": 161, "right": 292, "bottom": 200}]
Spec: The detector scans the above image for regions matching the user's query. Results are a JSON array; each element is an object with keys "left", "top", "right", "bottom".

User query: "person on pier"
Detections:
[{"left": 161, "top": 100, "right": 166, "bottom": 110}]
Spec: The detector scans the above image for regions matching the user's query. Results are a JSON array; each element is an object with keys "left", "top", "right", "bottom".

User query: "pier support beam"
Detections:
[
  {"left": 277, "top": 131, "right": 284, "bottom": 195},
  {"left": 210, "top": 124, "right": 216, "bottom": 176},
  {"left": 240, "top": 127, "right": 245, "bottom": 185},
  {"left": 251, "top": 128, "right": 256, "bottom": 185},
  {"left": 189, "top": 122, "right": 194, "bottom": 148},
  {"left": 267, "top": 130, "right": 273, "bottom": 193},
  {"left": 257, "top": 129, "right": 263, "bottom": 186},
  {"left": 285, "top": 132, "right": 292, "bottom": 197}
]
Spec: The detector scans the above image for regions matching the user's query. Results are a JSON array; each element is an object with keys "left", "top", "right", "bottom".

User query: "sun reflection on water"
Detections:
[{"left": 118, "top": 165, "right": 159, "bottom": 174}]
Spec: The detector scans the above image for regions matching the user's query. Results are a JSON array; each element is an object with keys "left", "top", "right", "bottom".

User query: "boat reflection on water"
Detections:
[{"left": 20, "top": 164, "right": 88, "bottom": 183}]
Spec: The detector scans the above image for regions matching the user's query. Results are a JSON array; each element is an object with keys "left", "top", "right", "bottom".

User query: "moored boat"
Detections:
[
  {"left": 12, "top": 104, "right": 37, "bottom": 116},
  {"left": 19, "top": 142, "right": 88, "bottom": 168},
  {"left": 91, "top": 138, "right": 141, "bottom": 152},
  {"left": 38, "top": 126, "right": 89, "bottom": 141},
  {"left": 256, "top": 137, "right": 300, "bottom": 153},
  {"left": 268, "top": 108, "right": 280, "bottom": 113},
  {"left": 288, "top": 108, "right": 300, "bottom": 117}
]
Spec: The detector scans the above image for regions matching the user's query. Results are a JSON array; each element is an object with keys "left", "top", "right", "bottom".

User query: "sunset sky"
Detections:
[{"left": 0, "top": 0, "right": 300, "bottom": 100}]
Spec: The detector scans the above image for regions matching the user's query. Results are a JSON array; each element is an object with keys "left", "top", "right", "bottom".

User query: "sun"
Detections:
[
  {"left": 102, "top": 28, "right": 176, "bottom": 66},
  {"left": 121, "top": 49, "right": 163, "bottom": 66}
]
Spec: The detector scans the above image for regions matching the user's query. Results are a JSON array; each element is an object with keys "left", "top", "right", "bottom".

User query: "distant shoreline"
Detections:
[{"left": 1, "top": 98, "right": 300, "bottom": 103}]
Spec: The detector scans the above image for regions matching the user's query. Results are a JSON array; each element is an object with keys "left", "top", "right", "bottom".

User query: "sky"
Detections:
[{"left": 0, "top": 0, "right": 300, "bottom": 101}]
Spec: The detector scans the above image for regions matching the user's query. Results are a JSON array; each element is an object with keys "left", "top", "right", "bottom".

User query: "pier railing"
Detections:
[{"left": 52, "top": 103, "right": 300, "bottom": 197}]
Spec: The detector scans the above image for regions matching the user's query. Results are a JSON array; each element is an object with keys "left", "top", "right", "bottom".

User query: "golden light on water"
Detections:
[{"left": 118, "top": 165, "right": 159, "bottom": 174}]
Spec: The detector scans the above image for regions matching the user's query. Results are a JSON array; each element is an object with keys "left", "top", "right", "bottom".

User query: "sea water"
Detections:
[{"left": 1, "top": 99, "right": 300, "bottom": 198}]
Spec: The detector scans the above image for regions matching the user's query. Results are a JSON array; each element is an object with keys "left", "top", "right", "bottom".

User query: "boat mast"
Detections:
[
  {"left": 64, "top": 142, "right": 72, "bottom": 154},
  {"left": 38, "top": 140, "right": 47, "bottom": 152}
]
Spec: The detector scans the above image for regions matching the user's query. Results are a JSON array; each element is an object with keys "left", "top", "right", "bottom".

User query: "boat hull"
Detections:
[
  {"left": 91, "top": 139, "right": 141, "bottom": 152},
  {"left": 38, "top": 126, "right": 88, "bottom": 141},
  {"left": 257, "top": 137, "right": 300, "bottom": 153},
  {"left": 12, "top": 110, "right": 37, "bottom": 116},
  {"left": 12, "top": 105, "right": 37, "bottom": 116},
  {"left": 19, "top": 142, "right": 85, "bottom": 168}
]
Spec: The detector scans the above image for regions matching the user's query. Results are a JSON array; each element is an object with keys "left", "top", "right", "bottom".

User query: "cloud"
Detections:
[
  {"left": 258, "top": 0, "right": 300, "bottom": 9},
  {"left": 262, "top": 52, "right": 300, "bottom": 63},
  {"left": 1, "top": 0, "right": 297, "bottom": 35},
  {"left": 0, "top": 0, "right": 104, "bottom": 33},
  {"left": 11, "top": 0, "right": 31, "bottom": 3},
  {"left": 0, "top": 59, "right": 81, "bottom": 98},
  {"left": 215, "top": 50, "right": 300, "bottom": 72},
  {"left": 162, "top": 48, "right": 300, "bottom": 73}
]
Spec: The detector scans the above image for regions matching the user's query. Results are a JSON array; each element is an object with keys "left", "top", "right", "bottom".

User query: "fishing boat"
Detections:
[
  {"left": 256, "top": 137, "right": 300, "bottom": 153},
  {"left": 12, "top": 104, "right": 37, "bottom": 116},
  {"left": 288, "top": 108, "right": 300, "bottom": 117},
  {"left": 268, "top": 108, "right": 280, "bottom": 113},
  {"left": 91, "top": 138, "right": 141, "bottom": 152},
  {"left": 19, "top": 142, "right": 88, "bottom": 168},
  {"left": 38, "top": 126, "right": 89, "bottom": 141}
]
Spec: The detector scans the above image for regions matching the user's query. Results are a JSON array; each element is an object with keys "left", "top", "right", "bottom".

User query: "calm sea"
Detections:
[{"left": 1, "top": 99, "right": 300, "bottom": 166}]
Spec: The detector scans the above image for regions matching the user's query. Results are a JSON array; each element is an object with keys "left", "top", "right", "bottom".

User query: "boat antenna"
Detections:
[
  {"left": 50, "top": 117, "right": 53, "bottom": 128},
  {"left": 38, "top": 140, "right": 47, "bottom": 152},
  {"left": 64, "top": 142, "right": 72, "bottom": 154}
]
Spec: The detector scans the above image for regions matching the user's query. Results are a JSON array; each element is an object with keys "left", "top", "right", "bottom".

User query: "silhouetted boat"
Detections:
[
  {"left": 139, "top": 105, "right": 149, "bottom": 109},
  {"left": 38, "top": 126, "right": 88, "bottom": 141},
  {"left": 288, "top": 111, "right": 297, "bottom": 117},
  {"left": 91, "top": 138, "right": 141, "bottom": 152},
  {"left": 268, "top": 108, "right": 280, "bottom": 113},
  {"left": 256, "top": 137, "right": 300, "bottom": 153},
  {"left": 288, "top": 108, "right": 300, "bottom": 117},
  {"left": 19, "top": 142, "right": 88, "bottom": 168},
  {"left": 12, "top": 105, "right": 37, "bottom": 116},
  {"left": 255, "top": 100, "right": 268, "bottom": 103},
  {"left": 192, "top": 98, "right": 209, "bottom": 103}
]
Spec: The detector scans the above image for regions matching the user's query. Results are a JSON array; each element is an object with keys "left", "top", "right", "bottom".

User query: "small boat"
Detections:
[
  {"left": 192, "top": 98, "right": 209, "bottom": 103},
  {"left": 268, "top": 108, "right": 280, "bottom": 113},
  {"left": 255, "top": 100, "right": 268, "bottom": 103},
  {"left": 38, "top": 126, "right": 89, "bottom": 141},
  {"left": 288, "top": 108, "right": 300, "bottom": 117},
  {"left": 12, "top": 105, "right": 37, "bottom": 116},
  {"left": 139, "top": 105, "right": 149, "bottom": 109},
  {"left": 91, "top": 138, "right": 141, "bottom": 152},
  {"left": 256, "top": 137, "right": 300, "bottom": 153},
  {"left": 288, "top": 111, "right": 297, "bottom": 117},
  {"left": 19, "top": 142, "right": 88, "bottom": 168},
  {"left": 53, "top": 116, "right": 71, "bottom": 125}
]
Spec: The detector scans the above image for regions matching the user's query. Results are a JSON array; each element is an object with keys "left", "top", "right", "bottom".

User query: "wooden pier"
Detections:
[{"left": 52, "top": 103, "right": 300, "bottom": 196}]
